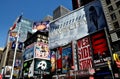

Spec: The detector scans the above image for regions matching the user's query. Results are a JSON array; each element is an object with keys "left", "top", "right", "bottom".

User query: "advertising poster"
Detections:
[
  {"left": 35, "top": 42, "right": 50, "bottom": 60},
  {"left": 23, "top": 60, "right": 34, "bottom": 77},
  {"left": 49, "top": 0, "right": 107, "bottom": 49},
  {"left": 90, "top": 29, "right": 111, "bottom": 67},
  {"left": 77, "top": 36, "right": 93, "bottom": 70},
  {"left": 50, "top": 49, "right": 57, "bottom": 73},
  {"left": 85, "top": 0, "right": 107, "bottom": 33},
  {"left": 62, "top": 45, "right": 73, "bottom": 73},
  {"left": 34, "top": 59, "right": 51, "bottom": 75},
  {"left": 4, "top": 66, "right": 12, "bottom": 77},
  {"left": 23, "top": 46, "right": 34, "bottom": 61},
  {"left": 56, "top": 47, "right": 62, "bottom": 72},
  {"left": 32, "top": 21, "right": 49, "bottom": 33}
]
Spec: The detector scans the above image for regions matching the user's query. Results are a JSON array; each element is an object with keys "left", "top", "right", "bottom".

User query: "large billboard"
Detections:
[
  {"left": 77, "top": 36, "right": 93, "bottom": 70},
  {"left": 34, "top": 42, "right": 50, "bottom": 60},
  {"left": 90, "top": 29, "right": 111, "bottom": 67},
  {"left": 49, "top": 0, "right": 107, "bottom": 49},
  {"left": 62, "top": 45, "right": 73, "bottom": 73}
]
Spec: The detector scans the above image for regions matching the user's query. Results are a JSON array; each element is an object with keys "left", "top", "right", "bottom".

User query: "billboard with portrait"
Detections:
[
  {"left": 23, "top": 46, "right": 34, "bottom": 61},
  {"left": 90, "top": 29, "right": 111, "bottom": 67},
  {"left": 62, "top": 45, "right": 73, "bottom": 73},
  {"left": 77, "top": 36, "right": 93, "bottom": 70},
  {"left": 49, "top": 0, "right": 107, "bottom": 49},
  {"left": 34, "top": 42, "right": 50, "bottom": 60},
  {"left": 34, "top": 59, "right": 51, "bottom": 75}
]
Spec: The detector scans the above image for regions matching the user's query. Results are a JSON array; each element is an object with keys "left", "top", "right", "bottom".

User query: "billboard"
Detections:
[
  {"left": 62, "top": 45, "right": 73, "bottom": 73},
  {"left": 77, "top": 36, "right": 93, "bottom": 70},
  {"left": 32, "top": 21, "right": 49, "bottom": 33},
  {"left": 90, "top": 29, "right": 111, "bottom": 67},
  {"left": 23, "top": 46, "right": 34, "bottom": 61},
  {"left": 56, "top": 47, "right": 62, "bottom": 72},
  {"left": 23, "top": 60, "right": 34, "bottom": 77},
  {"left": 34, "top": 59, "right": 51, "bottom": 75},
  {"left": 50, "top": 49, "right": 57, "bottom": 73},
  {"left": 49, "top": 0, "right": 107, "bottom": 49},
  {"left": 35, "top": 42, "right": 50, "bottom": 60}
]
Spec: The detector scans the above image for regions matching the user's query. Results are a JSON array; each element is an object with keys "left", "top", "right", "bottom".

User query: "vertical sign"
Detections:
[
  {"left": 62, "top": 45, "right": 73, "bottom": 73},
  {"left": 77, "top": 36, "right": 93, "bottom": 70},
  {"left": 90, "top": 29, "right": 111, "bottom": 67}
]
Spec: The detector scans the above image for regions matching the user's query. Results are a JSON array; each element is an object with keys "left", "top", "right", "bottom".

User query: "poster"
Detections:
[
  {"left": 23, "top": 46, "right": 34, "bottom": 61},
  {"left": 34, "top": 59, "right": 51, "bottom": 75},
  {"left": 62, "top": 45, "right": 73, "bottom": 73},
  {"left": 35, "top": 42, "right": 50, "bottom": 60},
  {"left": 77, "top": 36, "right": 93, "bottom": 70},
  {"left": 90, "top": 29, "right": 111, "bottom": 67}
]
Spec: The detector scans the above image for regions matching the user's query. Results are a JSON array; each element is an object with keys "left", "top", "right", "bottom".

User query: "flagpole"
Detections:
[{"left": 10, "top": 22, "right": 21, "bottom": 79}]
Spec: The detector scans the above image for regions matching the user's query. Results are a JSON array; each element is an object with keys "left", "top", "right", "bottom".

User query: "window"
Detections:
[
  {"left": 116, "top": 1, "right": 120, "bottom": 8},
  {"left": 108, "top": 6, "right": 114, "bottom": 12},
  {"left": 116, "top": 31, "right": 120, "bottom": 38},
  {"left": 105, "top": 0, "right": 111, "bottom": 5},
  {"left": 113, "top": 21, "right": 119, "bottom": 29},
  {"left": 110, "top": 13, "right": 117, "bottom": 20}
]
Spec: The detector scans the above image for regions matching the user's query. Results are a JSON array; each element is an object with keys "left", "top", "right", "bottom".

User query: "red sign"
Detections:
[
  {"left": 91, "top": 29, "right": 111, "bottom": 67},
  {"left": 77, "top": 36, "right": 92, "bottom": 70},
  {"left": 0, "top": 74, "right": 2, "bottom": 79}
]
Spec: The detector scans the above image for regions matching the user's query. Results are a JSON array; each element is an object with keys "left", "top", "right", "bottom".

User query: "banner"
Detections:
[
  {"left": 77, "top": 36, "right": 93, "bottom": 70},
  {"left": 90, "top": 29, "right": 111, "bottom": 67},
  {"left": 62, "top": 45, "right": 73, "bottom": 73},
  {"left": 50, "top": 49, "right": 57, "bottom": 73}
]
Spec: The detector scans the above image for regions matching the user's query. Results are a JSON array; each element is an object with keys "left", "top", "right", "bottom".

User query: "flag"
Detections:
[{"left": 10, "top": 15, "right": 22, "bottom": 31}]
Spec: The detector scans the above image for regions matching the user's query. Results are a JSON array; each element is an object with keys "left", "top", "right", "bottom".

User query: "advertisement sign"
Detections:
[
  {"left": 32, "top": 21, "right": 49, "bottom": 33},
  {"left": 77, "top": 36, "right": 93, "bottom": 70},
  {"left": 34, "top": 59, "right": 51, "bottom": 75},
  {"left": 62, "top": 45, "right": 73, "bottom": 73},
  {"left": 56, "top": 47, "right": 62, "bottom": 71},
  {"left": 35, "top": 42, "right": 50, "bottom": 60},
  {"left": 49, "top": 0, "right": 107, "bottom": 49},
  {"left": 90, "top": 29, "right": 111, "bottom": 67},
  {"left": 23, "top": 60, "right": 34, "bottom": 77},
  {"left": 4, "top": 66, "right": 12, "bottom": 77},
  {"left": 50, "top": 49, "right": 57, "bottom": 73},
  {"left": 23, "top": 46, "right": 34, "bottom": 61}
]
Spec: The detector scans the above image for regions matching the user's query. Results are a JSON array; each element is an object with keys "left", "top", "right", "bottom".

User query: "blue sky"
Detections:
[{"left": 0, "top": 0, "right": 72, "bottom": 48}]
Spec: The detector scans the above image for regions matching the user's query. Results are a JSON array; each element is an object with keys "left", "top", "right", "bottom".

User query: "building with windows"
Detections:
[
  {"left": 100, "top": 0, "right": 120, "bottom": 54},
  {"left": 0, "top": 16, "right": 33, "bottom": 78}
]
